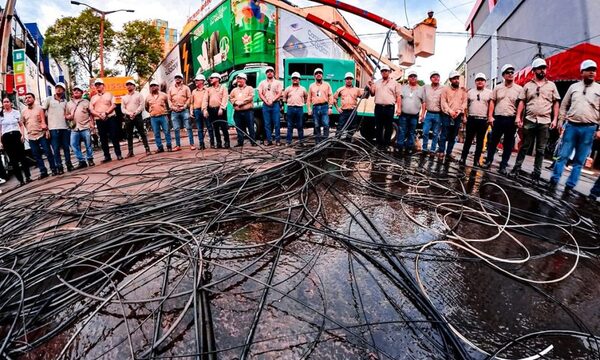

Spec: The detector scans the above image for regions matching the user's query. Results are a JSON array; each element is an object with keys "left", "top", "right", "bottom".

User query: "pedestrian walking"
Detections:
[
  {"left": 145, "top": 80, "right": 172, "bottom": 153},
  {"left": 190, "top": 74, "right": 212, "bottom": 150},
  {"left": 258, "top": 66, "right": 283, "bottom": 146},
  {"left": 0, "top": 97, "right": 31, "bottom": 185},
  {"left": 90, "top": 78, "right": 123, "bottom": 163},
  {"left": 66, "top": 85, "right": 95, "bottom": 169},
  {"left": 438, "top": 70, "right": 467, "bottom": 160},
  {"left": 422, "top": 70, "right": 444, "bottom": 154},
  {"left": 202, "top": 73, "right": 230, "bottom": 149},
  {"left": 168, "top": 73, "right": 192, "bottom": 151},
  {"left": 397, "top": 69, "right": 424, "bottom": 154},
  {"left": 333, "top": 72, "right": 365, "bottom": 140},
  {"left": 307, "top": 68, "right": 333, "bottom": 144},
  {"left": 22, "top": 93, "right": 57, "bottom": 179},
  {"left": 42, "top": 82, "right": 73, "bottom": 173},
  {"left": 368, "top": 64, "right": 402, "bottom": 149},
  {"left": 282, "top": 72, "right": 308, "bottom": 145},
  {"left": 230, "top": 73, "right": 256, "bottom": 147}
]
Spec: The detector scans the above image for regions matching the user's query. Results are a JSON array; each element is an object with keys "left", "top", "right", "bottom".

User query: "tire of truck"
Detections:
[{"left": 254, "top": 110, "right": 265, "bottom": 142}]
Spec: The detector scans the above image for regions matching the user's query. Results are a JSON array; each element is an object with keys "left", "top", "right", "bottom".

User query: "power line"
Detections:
[{"left": 437, "top": 0, "right": 465, "bottom": 24}]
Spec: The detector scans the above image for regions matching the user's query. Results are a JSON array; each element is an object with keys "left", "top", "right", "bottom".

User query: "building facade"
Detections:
[
  {"left": 151, "top": 19, "right": 178, "bottom": 58},
  {"left": 465, "top": 0, "right": 600, "bottom": 86}
]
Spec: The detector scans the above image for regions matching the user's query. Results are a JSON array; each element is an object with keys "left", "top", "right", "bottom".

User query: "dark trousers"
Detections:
[
  {"left": 461, "top": 116, "right": 488, "bottom": 165},
  {"left": 0, "top": 152, "right": 6, "bottom": 179},
  {"left": 397, "top": 113, "right": 419, "bottom": 150},
  {"left": 513, "top": 121, "right": 549, "bottom": 177},
  {"left": 96, "top": 116, "right": 122, "bottom": 160},
  {"left": 486, "top": 115, "right": 517, "bottom": 169},
  {"left": 1, "top": 131, "right": 30, "bottom": 183},
  {"left": 29, "top": 137, "right": 57, "bottom": 175},
  {"left": 234, "top": 110, "right": 256, "bottom": 145},
  {"left": 591, "top": 175, "right": 600, "bottom": 198},
  {"left": 374, "top": 104, "right": 395, "bottom": 147},
  {"left": 194, "top": 108, "right": 214, "bottom": 146},
  {"left": 286, "top": 106, "right": 304, "bottom": 144},
  {"left": 437, "top": 114, "right": 462, "bottom": 155},
  {"left": 208, "top": 107, "right": 229, "bottom": 147},
  {"left": 125, "top": 114, "right": 150, "bottom": 153},
  {"left": 50, "top": 129, "right": 72, "bottom": 169}
]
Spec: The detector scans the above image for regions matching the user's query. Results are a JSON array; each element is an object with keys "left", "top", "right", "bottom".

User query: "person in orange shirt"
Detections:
[
  {"left": 333, "top": 72, "right": 365, "bottom": 139},
  {"left": 22, "top": 93, "right": 58, "bottom": 179},
  {"left": 230, "top": 73, "right": 257, "bottom": 147},
  {"left": 307, "top": 68, "right": 333, "bottom": 144},
  {"left": 190, "top": 74, "right": 212, "bottom": 150},
  {"left": 202, "top": 73, "right": 230, "bottom": 149},
  {"left": 145, "top": 80, "right": 172, "bottom": 153},
  {"left": 168, "top": 74, "right": 192, "bottom": 151},
  {"left": 282, "top": 72, "right": 308, "bottom": 145},
  {"left": 438, "top": 71, "right": 467, "bottom": 160},
  {"left": 90, "top": 78, "right": 123, "bottom": 162}
]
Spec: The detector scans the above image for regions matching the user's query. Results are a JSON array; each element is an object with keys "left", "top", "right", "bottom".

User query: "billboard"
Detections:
[
  {"left": 153, "top": 44, "right": 183, "bottom": 93},
  {"left": 179, "top": 32, "right": 194, "bottom": 83},
  {"left": 277, "top": 10, "right": 349, "bottom": 78},
  {"left": 231, "top": 0, "right": 277, "bottom": 66},
  {"left": 88, "top": 77, "right": 134, "bottom": 104},
  {"left": 13, "top": 50, "right": 27, "bottom": 96},
  {"left": 190, "top": 1, "right": 234, "bottom": 76}
]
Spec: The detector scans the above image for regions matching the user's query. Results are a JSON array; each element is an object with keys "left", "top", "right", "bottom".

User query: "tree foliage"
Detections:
[
  {"left": 116, "top": 20, "right": 163, "bottom": 79},
  {"left": 43, "top": 9, "right": 115, "bottom": 78}
]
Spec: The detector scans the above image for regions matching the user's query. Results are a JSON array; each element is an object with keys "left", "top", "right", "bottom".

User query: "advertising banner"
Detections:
[
  {"left": 88, "top": 77, "right": 134, "bottom": 104},
  {"left": 13, "top": 50, "right": 27, "bottom": 96},
  {"left": 277, "top": 10, "right": 349, "bottom": 78},
  {"left": 190, "top": 1, "right": 234, "bottom": 76},
  {"left": 154, "top": 44, "right": 183, "bottom": 93},
  {"left": 25, "top": 57, "right": 41, "bottom": 102},
  {"left": 179, "top": 32, "right": 194, "bottom": 83},
  {"left": 232, "top": 0, "right": 276, "bottom": 66}
]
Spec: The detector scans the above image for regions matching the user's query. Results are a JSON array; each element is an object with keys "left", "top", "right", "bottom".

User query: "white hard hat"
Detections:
[
  {"left": 430, "top": 70, "right": 440, "bottom": 78},
  {"left": 380, "top": 64, "right": 391, "bottom": 71},
  {"left": 149, "top": 80, "right": 160, "bottom": 86},
  {"left": 313, "top": 67, "right": 323, "bottom": 75},
  {"left": 174, "top": 73, "right": 184, "bottom": 79},
  {"left": 291, "top": 72, "right": 301, "bottom": 79},
  {"left": 209, "top": 72, "right": 221, "bottom": 80},
  {"left": 265, "top": 66, "right": 275, "bottom": 73},
  {"left": 475, "top": 72, "right": 487, "bottom": 81},
  {"left": 344, "top": 72, "right": 354, "bottom": 79},
  {"left": 125, "top": 79, "right": 136, "bottom": 86},
  {"left": 194, "top": 74, "right": 206, "bottom": 81},
  {"left": 501, "top": 64, "right": 515, "bottom": 74},
  {"left": 406, "top": 69, "right": 418, "bottom": 77},
  {"left": 73, "top": 84, "right": 85, "bottom": 91},
  {"left": 237, "top": 73, "right": 247, "bottom": 80},
  {"left": 531, "top": 58, "right": 547, "bottom": 69},
  {"left": 94, "top": 78, "right": 104, "bottom": 85},
  {"left": 448, "top": 70, "right": 460, "bottom": 79},
  {"left": 580, "top": 59, "right": 597, "bottom": 71},
  {"left": 55, "top": 82, "right": 66, "bottom": 89}
]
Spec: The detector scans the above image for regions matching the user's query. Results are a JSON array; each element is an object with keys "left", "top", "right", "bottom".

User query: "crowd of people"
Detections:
[{"left": 0, "top": 60, "right": 598, "bottom": 200}]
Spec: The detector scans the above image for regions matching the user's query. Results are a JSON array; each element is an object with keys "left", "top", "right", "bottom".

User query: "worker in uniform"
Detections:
[
  {"left": 397, "top": 69, "right": 424, "bottom": 154},
  {"left": 282, "top": 72, "right": 308, "bottom": 145},
  {"left": 511, "top": 58, "right": 561, "bottom": 183},
  {"left": 460, "top": 73, "right": 492, "bottom": 166},
  {"left": 203, "top": 73, "right": 230, "bottom": 149},
  {"left": 168, "top": 74, "right": 192, "bottom": 151},
  {"left": 145, "top": 80, "right": 172, "bottom": 153},
  {"left": 230, "top": 73, "right": 257, "bottom": 147},
  {"left": 66, "top": 84, "right": 95, "bottom": 169},
  {"left": 438, "top": 70, "right": 467, "bottom": 160},
  {"left": 22, "top": 92, "right": 57, "bottom": 179},
  {"left": 549, "top": 59, "right": 600, "bottom": 191},
  {"left": 90, "top": 78, "right": 123, "bottom": 162},
  {"left": 368, "top": 64, "right": 401, "bottom": 150},
  {"left": 258, "top": 66, "right": 283, "bottom": 146},
  {"left": 190, "top": 74, "right": 212, "bottom": 150},
  {"left": 421, "top": 10, "right": 437, "bottom": 27},
  {"left": 422, "top": 70, "right": 444, "bottom": 154},
  {"left": 122, "top": 79, "right": 151, "bottom": 157},
  {"left": 483, "top": 64, "right": 522, "bottom": 175},
  {"left": 42, "top": 82, "right": 73, "bottom": 173},
  {"left": 307, "top": 68, "right": 333, "bottom": 144},
  {"left": 333, "top": 72, "right": 365, "bottom": 140}
]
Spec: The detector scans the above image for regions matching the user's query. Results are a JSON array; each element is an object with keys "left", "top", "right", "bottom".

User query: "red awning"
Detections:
[{"left": 515, "top": 42, "right": 600, "bottom": 85}]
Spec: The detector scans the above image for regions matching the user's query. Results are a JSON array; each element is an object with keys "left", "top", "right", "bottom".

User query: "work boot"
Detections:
[
  {"left": 167, "top": 146, "right": 172, "bottom": 152},
  {"left": 39, "top": 172, "right": 49, "bottom": 180},
  {"left": 531, "top": 173, "right": 541, "bottom": 185},
  {"left": 117, "top": 155, "right": 123, "bottom": 160},
  {"left": 267, "top": 141, "right": 273, "bottom": 146},
  {"left": 66, "top": 163, "right": 75, "bottom": 172},
  {"left": 458, "top": 158, "right": 466, "bottom": 166},
  {"left": 77, "top": 161, "right": 88, "bottom": 170},
  {"left": 127, "top": 152, "right": 135, "bottom": 158},
  {"left": 145, "top": 148, "right": 151, "bottom": 155},
  {"left": 223, "top": 143, "right": 230, "bottom": 149},
  {"left": 276, "top": 141, "right": 281, "bottom": 146},
  {"left": 57, "top": 167, "right": 65, "bottom": 175},
  {"left": 216, "top": 143, "right": 223, "bottom": 149},
  {"left": 482, "top": 161, "right": 492, "bottom": 169},
  {"left": 51, "top": 168, "right": 59, "bottom": 176},
  {"left": 234, "top": 144, "right": 243, "bottom": 148},
  {"left": 172, "top": 146, "right": 181, "bottom": 152},
  {"left": 509, "top": 167, "right": 520, "bottom": 178},
  {"left": 88, "top": 159, "right": 95, "bottom": 167},
  {"left": 498, "top": 167, "right": 507, "bottom": 176},
  {"left": 199, "top": 143, "right": 205, "bottom": 150}
]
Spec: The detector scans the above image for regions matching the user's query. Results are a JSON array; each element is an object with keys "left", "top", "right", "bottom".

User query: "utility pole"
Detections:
[{"left": 0, "top": 0, "right": 17, "bottom": 97}]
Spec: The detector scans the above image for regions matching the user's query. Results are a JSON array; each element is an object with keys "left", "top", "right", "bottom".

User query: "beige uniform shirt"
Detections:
[
  {"left": 191, "top": 88, "right": 206, "bottom": 110},
  {"left": 66, "top": 99, "right": 92, "bottom": 130},
  {"left": 168, "top": 84, "right": 192, "bottom": 111},
  {"left": 90, "top": 92, "right": 116, "bottom": 119},
  {"left": 333, "top": 86, "right": 364, "bottom": 110},
  {"left": 519, "top": 79, "right": 561, "bottom": 124},
  {"left": 558, "top": 81, "right": 600, "bottom": 127},
  {"left": 492, "top": 83, "right": 522, "bottom": 117},
  {"left": 283, "top": 85, "right": 308, "bottom": 106},
  {"left": 145, "top": 92, "right": 169, "bottom": 117},
  {"left": 423, "top": 84, "right": 443, "bottom": 112},
  {"left": 467, "top": 88, "right": 492, "bottom": 117},
  {"left": 258, "top": 79, "right": 283, "bottom": 104},
  {"left": 121, "top": 91, "right": 145, "bottom": 118},
  {"left": 21, "top": 105, "right": 46, "bottom": 140},
  {"left": 401, "top": 85, "right": 424, "bottom": 115},
  {"left": 307, "top": 82, "right": 333, "bottom": 107},
  {"left": 42, "top": 96, "right": 68, "bottom": 130},
  {"left": 230, "top": 85, "right": 255, "bottom": 111},
  {"left": 203, "top": 85, "right": 229, "bottom": 110},
  {"left": 441, "top": 86, "right": 468, "bottom": 117},
  {"left": 373, "top": 79, "right": 400, "bottom": 105}
]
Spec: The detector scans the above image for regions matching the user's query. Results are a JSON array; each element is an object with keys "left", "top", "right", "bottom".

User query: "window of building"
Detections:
[{"left": 288, "top": 63, "right": 324, "bottom": 77}]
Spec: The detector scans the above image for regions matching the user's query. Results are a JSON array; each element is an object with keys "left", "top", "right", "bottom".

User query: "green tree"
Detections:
[
  {"left": 116, "top": 20, "right": 162, "bottom": 79},
  {"left": 43, "top": 9, "right": 115, "bottom": 79}
]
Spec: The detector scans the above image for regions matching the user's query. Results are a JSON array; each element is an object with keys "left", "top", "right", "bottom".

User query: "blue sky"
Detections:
[{"left": 17, "top": 0, "right": 475, "bottom": 81}]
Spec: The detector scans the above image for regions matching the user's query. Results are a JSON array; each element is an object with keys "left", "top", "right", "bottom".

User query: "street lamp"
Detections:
[{"left": 70, "top": 1, "right": 134, "bottom": 78}]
